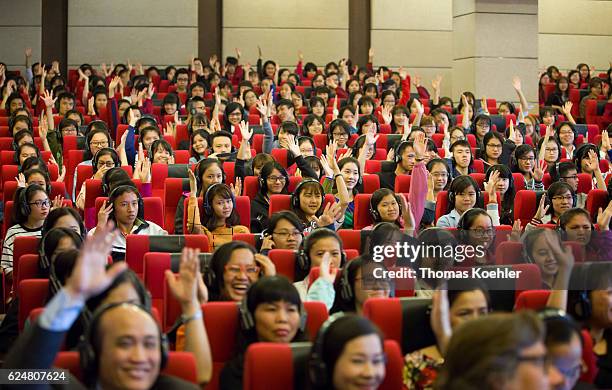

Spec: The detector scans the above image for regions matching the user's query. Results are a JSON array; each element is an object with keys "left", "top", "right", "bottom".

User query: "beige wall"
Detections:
[
  {"left": 67, "top": 0, "right": 197, "bottom": 68},
  {"left": 370, "top": 0, "right": 453, "bottom": 98},
  {"left": 539, "top": 0, "right": 612, "bottom": 74},
  {"left": 0, "top": 0, "right": 42, "bottom": 74},
  {"left": 222, "top": 0, "right": 348, "bottom": 70}
]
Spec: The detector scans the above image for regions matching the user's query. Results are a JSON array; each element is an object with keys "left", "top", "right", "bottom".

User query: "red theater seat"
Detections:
[{"left": 18, "top": 279, "right": 48, "bottom": 331}]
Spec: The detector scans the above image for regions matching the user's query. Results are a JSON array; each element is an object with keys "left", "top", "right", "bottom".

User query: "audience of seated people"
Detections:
[{"left": 0, "top": 50, "right": 610, "bottom": 389}]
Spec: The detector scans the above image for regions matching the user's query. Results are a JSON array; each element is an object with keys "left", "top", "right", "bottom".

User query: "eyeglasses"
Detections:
[
  {"left": 552, "top": 195, "right": 573, "bottom": 201},
  {"left": 486, "top": 143, "right": 502, "bottom": 149},
  {"left": 476, "top": 123, "right": 490, "bottom": 129},
  {"left": 545, "top": 148, "right": 558, "bottom": 152},
  {"left": 225, "top": 264, "right": 260, "bottom": 276},
  {"left": 561, "top": 175, "right": 578, "bottom": 180},
  {"left": 519, "top": 156, "right": 535, "bottom": 162},
  {"left": 97, "top": 161, "right": 116, "bottom": 168},
  {"left": 90, "top": 141, "right": 109, "bottom": 147},
  {"left": 272, "top": 230, "right": 302, "bottom": 239},
  {"left": 267, "top": 176, "right": 286, "bottom": 183},
  {"left": 177, "top": 77, "right": 189, "bottom": 82},
  {"left": 62, "top": 128, "right": 77, "bottom": 135},
  {"left": 332, "top": 132, "right": 348, "bottom": 138},
  {"left": 469, "top": 228, "right": 494, "bottom": 237},
  {"left": 29, "top": 199, "right": 50, "bottom": 208}
]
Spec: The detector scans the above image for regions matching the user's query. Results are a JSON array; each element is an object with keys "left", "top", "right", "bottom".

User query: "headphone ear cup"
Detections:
[
  {"left": 159, "top": 334, "right": 169, "bottom": 369},
  {"left": 339, "top": 265, "right": 353, "bottom": 301},
  {"left": 78, "top": 336, "right": 96, "bottom": 380}
]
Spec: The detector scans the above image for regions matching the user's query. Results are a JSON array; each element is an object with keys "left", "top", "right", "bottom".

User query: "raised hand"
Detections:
[
  {"left": 51, "top": 195, "right": 64, "bottom": 210},
  {"left": 313, "top": 202, "right": 342, "bottom": 227},
  {"left": 286, "top": 134, "right": 301, "bottom": 157},
  {"left": 586, "top": 149, "right": 600, "bottom": 172},
  {"left": 597, "top": 200, "right": 612, "bottom": 231},
  {"left": 542, "top": 229, "right": 574, "bottom": 271},
  {"left": 398, "top": 66, "right": 408, "bottom": 81},
  {"left": 601, "top": 130, "right": 611, "bottom": 153},
  {"left": 187, "top": 167, "right": 198, "bottom": 196},
  {"left": 165, "top": 247, "right": 201, "bottom": 308},
  {"left": 164, "top": 122, "right": 175, "bottom": 137},
  {"left": 87, "top": 96, "right": 95, "bottom": 115},
  {"left": 319, "top": 153, "right": 334, "bottom": 178},
  {"left": 318, "top": 252, "right": 338, "bottom": 284},
  {"left": 561, "top": 101, "right": 573, "bottom": 116},
  {"left": 534, "top": 194, "right": 549, "bottom": 220},
  {"left": 235, "top": 48, "right": 241, "bottom": 60},
  {"left": 254, "top": 253, "right": 276, "bottom": 276},
  {"left": 57, "top": 165, "right": 66, "bottom": 182},
  {"left": 509, "top": 219, "right": 522, "bottom": 242},
  {"left": 230, "top": 177, "right": 242, "bottom": 197},
  {"left": 412, "top": 131, "right": 427, "bottom": 159},
  {"left": 399, "top": 194, "right": 415, "bottom": 233},
  {"left": 484, "top": 170, "right": 500, "bottom": 198},
  {"left": 97, "top": 201, "right": 113, "bottom": 228},
  {"left": 512, "top": 76, "right": 522, "bottom": 91},
  {"left": 533, "top": 158, "right": 547, "bottom": 182},
  {"left": 414, "top": 98, "right": 425, "bottom": 115},
  {"left": 431, "top": 75, "right": 442, "bottom": 91},
  {"left": 24, "top": 48, "right": 32, "bottom": 58},
  {"left": 65, "top": 222, "right": 127, "bottom": 302},
  {"left": 412, "top": 74, "right": 422, "bottom": 88},
  {"left": 41, "top": 90, "right": 56, "bottom": 108},
  {"left": 381, "top": 106, "right": 392, "bottom": 124},
  {"left": 238, "top": 120, "right": 253, "bottom": 142},
  {"left": 298, "top": 50, "right": 304, "bottom": 62},
  {"left": 16, "top": 173, "right": 26, "bottom": 188}
]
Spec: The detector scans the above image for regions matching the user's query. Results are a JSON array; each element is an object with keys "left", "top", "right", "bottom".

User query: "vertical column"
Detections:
[
  {"left": 42, "top": 0, "right": 67, "bottom": 75},
  {"left": 452, "top": 0, "right": 538, "bottom": 108},
  {"left": 349, "top": 0, "right": 371, "bottom": 67},
  {"left": 199, "top": 0, "right": 222, "bottom": 61}
]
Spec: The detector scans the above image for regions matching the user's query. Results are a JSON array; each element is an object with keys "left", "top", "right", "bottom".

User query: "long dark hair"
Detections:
[
  {"left": 201, "top": 183, "right": 240, "bottom": 230},
  {"left": 485, "top": 164, "right": 515, "bottom": 225}
]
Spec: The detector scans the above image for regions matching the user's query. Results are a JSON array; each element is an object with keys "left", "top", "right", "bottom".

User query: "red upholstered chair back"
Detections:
[
  {"left": 338, "top": 230, "right": 361, "bottom": 251},
  {"left": 232, "top": 233, "right": 257, "bottom": 247},
  {"left": 18, "top": 279, "right": 49, "bottom": 331},
  {"left": 586, "top": 189, "right": 608, "bottom": 221},
  {"left": 394, "top": 175, "right": 412, "bottom": 193},
  {"left": 353, "top": 193, "right": 373, "bottom": 230},
  {"left": 163, "top": 178, "right": 189, "bottom": 233},
  {"left": 514, "top": 290, "right": 551, "bottom": 310},
  {"left": 362, "top": 174, "right": 380, "bottom": 194},
  {"left": 268, "top": 249, "right": 297, "bottom": 281},
  {"left": 125, "top": 235, "right": 210, "bottom": 277},
  {"left": 14, "top": 254, "right": 40, "bottom": 290}
]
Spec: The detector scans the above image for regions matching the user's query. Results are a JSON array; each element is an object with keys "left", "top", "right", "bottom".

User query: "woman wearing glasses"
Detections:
[
  {"left": 1, "top": 184, "right": 50, "bottom": 276},
  {"left": 526, "top": 182, "right": 576, "bottom": 230},
  {"left": 456, "top": 208, "right": 497, "bottom": 266},
  {"left": 512, "top": 144, "right": 545, "bottom": 191},
  {"left": 75, "top": 148, "right": 120, "bottom": 210},
  {"left": 72, "top": 125, "right": 113, "bottom": 200},
  {"left": 250, "top": 161, "right": 290, "bottom": 233},
  {"left": 328, "top": 119, "right": 351, "bottom": 149}
]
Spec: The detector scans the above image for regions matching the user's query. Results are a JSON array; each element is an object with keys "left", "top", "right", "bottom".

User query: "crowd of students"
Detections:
[{"left": 0, "top": 48, "right": 611, "bottom": 389}]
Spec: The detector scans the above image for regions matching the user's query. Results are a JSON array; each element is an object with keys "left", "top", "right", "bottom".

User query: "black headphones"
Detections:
[
  {"left": 394, "top": 140, "right": 411, "bottom": 164},
  {"left": 17, "top": 184, "right": 42, "bottom": 217},
  {"left": 545, "top": 182, "right": 577, "bottom": 214},
  {"left": 369, "top": 190, "right": 402, "bottom": 223},
  {"left": 203, "top": 183, "right": 235, "bottom": 216},
  {"left": 79, "top": 302, "right": 168, "bottom": 382},
  {"left": 290, "top": 179, "right": 325, "bottom": 212},
  {"left": 92, "top": 147, "right": 120, "bottom": 174},
  {"left": 258, "top": 163, "right": 289, "bottom": 195},
  {"left": 238, "top": 294, "right": 307, "bottom": 332},
  {"left": 8, "top": 114, "right": 33, "bottom": 134},
  {"left": 339, "top": 262, "right": 354, "bottom": 301},
  {"left": 448, "top": 176, "right": 481, "bottom": 210},
  {"left": 39, "top": 227, "right": 83, "bottom": 272},
  {"left": 296, "top": 229, "right": 346, "bottom": 274},
  {"left": 308, "top": 312, "right": 347, "bottom": 387},
  {"left": 456, "top": 208, "right": 491, "bottom": 243},
  {"left": 107, "top": 185, "right": 145, "bottom": 222}
]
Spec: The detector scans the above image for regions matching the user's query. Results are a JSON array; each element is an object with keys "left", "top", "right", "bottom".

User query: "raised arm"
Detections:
[
  {"left": 512, "top": 76, "right": 529, "bottom": 116},
  {"left": 165, "top": 248, "right": 212, "bottom": 385}
]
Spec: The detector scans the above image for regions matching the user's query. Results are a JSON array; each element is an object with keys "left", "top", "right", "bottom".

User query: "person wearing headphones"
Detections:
[
  {"left": 293, "top": 229, "right": 343, "bottom": 310},
  {"left": 308, "top": 313, "right": 387, "bottom": 390},
  {"left": 186, "top": 182, "right": 248, "bottom": 250},
  {"left": 2, "top": 223, "right": 210, "bottom": 389},
  {"left": 1, "top": 184, "right": 49, "bottom": 276},
  {"left": 75, "top": 148, "right": 121, "bottom": 210},
  {"left": 566, "top": 262, "right": 612, "bottom": 387},
  {"left": 219, "top": 276, "right": 308, "bottom": 390},
  {"left": 72, "top": 123, "right": 113, "bottom": 200},
  {"left": 437, "top": 174, "right": 500, "bottom": 228},
  {"left": 290, "top": 179, "right": 344, "bottom": 233},
  {"left": 90, "top": 185, "right": 167, "bottom": 260},
  {"left": 526, "top": 182, "right": 576, "bottom": 231},
  {"left": 365, "top": 188, "right": 416, "bottom": 235},
  {"left": 329, "top": 256, "right": 391, "bottom": 315}
]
